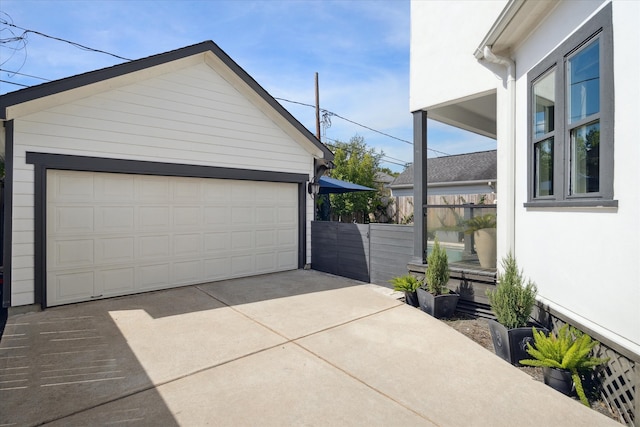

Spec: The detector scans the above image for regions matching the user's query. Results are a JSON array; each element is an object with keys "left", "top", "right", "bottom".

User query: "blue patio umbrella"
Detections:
[{"left": 318, "top": 176, "right": 375, "bottom": 194}]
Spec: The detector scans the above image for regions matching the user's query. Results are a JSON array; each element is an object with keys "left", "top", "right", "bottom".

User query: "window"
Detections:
[{"left": 527, "top": 4, "right": 614, "bottom": 207}]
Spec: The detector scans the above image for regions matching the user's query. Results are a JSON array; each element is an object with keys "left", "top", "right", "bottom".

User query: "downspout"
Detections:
[{"left": 482, "top": 46, "right": 516, "bottom": 256}]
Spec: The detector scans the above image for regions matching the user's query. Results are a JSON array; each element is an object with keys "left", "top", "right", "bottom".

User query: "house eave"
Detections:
[{"left": 474, "top": 0, "right": 560, "bottom": 60}]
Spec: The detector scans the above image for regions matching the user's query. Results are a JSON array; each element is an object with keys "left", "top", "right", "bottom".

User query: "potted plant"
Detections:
[
  {"left": 416, "top": 238, "right": 459, "bottom": 318},
  {"left": 389, "top": 274, "right": 421, "bottom": 307},
  {"left": 486, "top": 252, "right": 543, "bottom": 366},
  {"left": 520, "top": 325, "right": 609, "bottom": 406},
  {"left": 464, "top": 213, "right": 496, "bottom": 268}
]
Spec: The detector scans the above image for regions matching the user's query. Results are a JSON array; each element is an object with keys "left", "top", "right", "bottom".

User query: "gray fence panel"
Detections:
[
  {"left": 311, "top": 222, "right": 339, "bottom": 275},
  {"left": 311, "top": 222, "right": 370, "bottom": 282},
  {"left": 369, "top": 224, "right": 414, "bottom": 286},
  {"left": 337, "top": 223, "right": 370, "bottom": 283}
]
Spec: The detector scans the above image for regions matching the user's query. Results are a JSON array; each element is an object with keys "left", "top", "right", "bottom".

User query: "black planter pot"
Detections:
[
  {"left": 416, "top": 288, "right": 459, "bottom": 319},
  {"left": 404, "top": 291, "right": 419, "bottom": 307},
  {"left": 487, "top": 319, "right": 549, "bottom": 366},
  {"left": 543, "top": 367, "right": 573, "bottom": 396}
]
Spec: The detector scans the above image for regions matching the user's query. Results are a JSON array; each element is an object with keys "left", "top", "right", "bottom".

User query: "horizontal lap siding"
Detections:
[{"left": 10, "top": 60, "right": 314, "bottom": 305}]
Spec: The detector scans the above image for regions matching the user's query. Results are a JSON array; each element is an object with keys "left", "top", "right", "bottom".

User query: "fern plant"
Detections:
[
  {"left": 520, "top": 325, "right": 609, "bottom": 406},
  {"left": 464, "top": 213, "right": 496, "bottom": 234},
  {"left": 424, "top": 238, "right": 450, "bottom": 295},
  {"left": 389, "top": 274, "right": 421, "bottom": 292},
  {"left": 486, "top": 252, "right": 537, "bottom": 329}
]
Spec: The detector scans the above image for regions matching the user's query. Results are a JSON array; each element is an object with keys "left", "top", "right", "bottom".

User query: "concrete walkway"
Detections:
[{"left": 0, "top": 270, "right": 618, "bottom": 426}]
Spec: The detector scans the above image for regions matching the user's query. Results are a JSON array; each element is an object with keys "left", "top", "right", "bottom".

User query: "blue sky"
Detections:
[{"left": 0, "top": 0, "right": 495, "bottom": 172}]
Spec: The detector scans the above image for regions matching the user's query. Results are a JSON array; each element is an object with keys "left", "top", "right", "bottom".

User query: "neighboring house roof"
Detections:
[
  {"left": 375, "top": 171, "right": 395, "bottom": 185},
  {"left": 389, "top": 150, "right": 497, "bottom": 189},
  {"left": 0, "top": 40, "right": 333, "bottom": 161}
]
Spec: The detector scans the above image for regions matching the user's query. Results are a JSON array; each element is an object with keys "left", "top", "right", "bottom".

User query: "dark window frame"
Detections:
[{"left": 526, "top": 4, "right": 616, "bottom": 208}]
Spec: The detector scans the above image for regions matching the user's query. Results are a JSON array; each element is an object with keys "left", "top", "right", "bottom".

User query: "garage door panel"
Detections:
[
  {"left": 51, "top": 271, "right": 95, "bottom": 302},
  {"left": 47, "top": 170, "right": 298, "bottom": 306},
  {"left": 231, "top": 231, "right": 253, "bottom": 250},
  {"left": 137, "top": 176, "right": 170, "bottom": 201},
  {"left": 172, "top": 260, "right": 203, "bottom": 284},
  {"left": 96, "top": 237, "right": 135, "bottom": 263},
  {"left": 256, "top": 252, "right": 277, "bottom": 272},
  {"left": 204, "top": 232, "right": 230, "bottom": 252},
  {"left": 138, "top": 263, "right": 171, "bottom": 289},
  {"left": 96, "top": 206, "right": 135, "bottom": 231},
  {"left": 231, "top": 255, "right": 254, "bottom": 276},
  {"left": 53, "top": 172, "right": 94, "bottom": 201},
  {"left": 172, "top": 179, "right": 201, "bottom": 202},
  {"left": 95, "top": 175, "right": 135, "bottom": 201},
  {"left": 174, "top": 233, "right": 202, "bottom": 256},
  {"left": 204, "top": 207, "right": 229, "bottom": 225},
  {"left": 173, "top": 206, "right": 201, "bottom": 227},
  {"left": 255, "top": 230, "right": 275, "bottom": 247},
  {"left": 52, "top": 239, "right": 95, "bottom": 267},
  {"left": 51, "top": 206, "right": 95, "bottom": 233},
  {"left": 138, "top": 235, "right": 171, "bottom": 258},
  {"left": 204, "top": 258, "right": 231, "bottom": 280},
  {"left": 138, "top": 206, "right": 171, "bottom": 229},
  {"left": 278, "top": 251, "right": 297, "bottom": 269},
  {"left": 98, "top": 268, "right": 135, "bottom": 294}
]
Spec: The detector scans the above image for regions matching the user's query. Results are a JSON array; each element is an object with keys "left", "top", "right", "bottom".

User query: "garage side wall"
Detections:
[{"left": 9, "top": 61, "right": 315, "bottom": 306}]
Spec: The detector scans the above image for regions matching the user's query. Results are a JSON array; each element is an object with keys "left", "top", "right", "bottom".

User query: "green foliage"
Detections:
[
  {"left": 464, "top": 213, "right": 496, "bottom": 234},
  {"left": 389, "top": 274, "right": 422, "bottom": 292},
  {"left": 424, "top": 239, "right": 450, "bottom": 295},
  {"left": 520, "top": 325, "right": 609, "bottom": 406},
  {"left": 329, "top": 136, "right": 382, "bottom": 221},
  {"left": 486, "top": 252, "right": 537, "bottom": 329}
]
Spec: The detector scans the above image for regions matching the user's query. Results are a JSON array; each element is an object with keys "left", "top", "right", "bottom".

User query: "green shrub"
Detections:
[
  {"left": 486, "top": 252, "right": 537, "bottom": 329},
  {"left": 520, "top": 325, "right": 609, "bottom": 406},
  {"left": 424, "top": 239, "right": 449, "bottom": 295},
  {"left": 389, "top": 274, "right": 421, "bottom": 292}
]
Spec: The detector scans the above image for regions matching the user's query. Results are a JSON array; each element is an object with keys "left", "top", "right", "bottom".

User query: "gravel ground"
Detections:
[{"left": 439, "top": 313, "right": 621, "bottom": 423}]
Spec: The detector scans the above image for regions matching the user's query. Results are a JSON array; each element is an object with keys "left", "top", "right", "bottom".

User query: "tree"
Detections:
[{"left": 328, "top": 136, "right": 383, "bottom": 222}]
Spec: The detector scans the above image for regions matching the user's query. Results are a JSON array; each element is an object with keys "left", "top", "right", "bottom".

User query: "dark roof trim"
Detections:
[{"left": 0, "top": 41, "right": 333, "bottom": 160}]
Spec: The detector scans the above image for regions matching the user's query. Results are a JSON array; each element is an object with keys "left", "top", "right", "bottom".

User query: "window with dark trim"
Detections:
[{"left": 527, "top": 4, "right": 615, "bottom": 207}]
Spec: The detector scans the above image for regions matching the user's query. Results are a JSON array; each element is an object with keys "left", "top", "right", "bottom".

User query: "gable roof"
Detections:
[
  {"left": 389, "top": 150, "right": 497, "bottom": 188},
  {"left": 0, "top": 40, "right": 333, "bottom": 160}
]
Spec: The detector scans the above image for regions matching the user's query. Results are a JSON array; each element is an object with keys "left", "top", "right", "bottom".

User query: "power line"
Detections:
[
  {"left": 0, "top": 79, "right": 29, "bottom": 87},
  {"left": 324, "top": 139, "right": 409, "bottom": 168},
  {"left": 0, "top": 18, "right": 132, "bottom": 61},
  {"left": 275, "top": 97, "right": 451, "bottom": 157},
  {"left": 0, "top": 68, "right": 51, "bottom": 81}
]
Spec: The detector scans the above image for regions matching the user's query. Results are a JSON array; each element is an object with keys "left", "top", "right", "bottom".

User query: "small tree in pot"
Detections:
[
  {"left": 465, "top": 213, "right": 496, "bottom": 268},
  {"left": 417, "top": 239, "right": 458, "bottom": 318},
  {"left": 486, "top": 252, "right": 543, "bottom": 365}
]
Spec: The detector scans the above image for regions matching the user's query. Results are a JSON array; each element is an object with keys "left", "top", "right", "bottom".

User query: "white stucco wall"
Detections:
[
  {"left": 508, "top": 0, "right": 640, "bottom": 354},
  {"left": 8, "top": 58, "right": 318, "bottom": 305},
  {"left": 410, "top": 0, "right": 507, "bottom": 112}
]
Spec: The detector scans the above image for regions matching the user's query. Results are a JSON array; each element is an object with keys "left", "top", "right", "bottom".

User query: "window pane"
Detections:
[
  {"left": 535, "top": 138, "right": 554, "bottom": 197},
  {"left": 571, "top": 121, "right": 600, "bottom": 194},
  {"left": 533, "top": 70, "right": 555, "bottom": 137},
  {"left": 568, "top": 38, "right": 600, "bottom": 123}
]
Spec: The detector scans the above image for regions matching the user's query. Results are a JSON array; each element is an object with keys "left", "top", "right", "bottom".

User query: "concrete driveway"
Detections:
[{"left": 0, "top": 270, "right": 618, "bottom": 426}]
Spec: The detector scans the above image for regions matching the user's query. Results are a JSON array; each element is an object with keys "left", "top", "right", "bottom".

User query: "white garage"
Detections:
[
  {"left": 0, "top": 41, "right": 333, "bottom": 309},
  {"left": 46, "top": 171, "right": 298, "bottom": 306}
]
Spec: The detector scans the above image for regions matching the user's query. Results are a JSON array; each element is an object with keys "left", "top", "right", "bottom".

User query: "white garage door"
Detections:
[{"left": 46, "top": 170, "right": 298, "bottom": 306}]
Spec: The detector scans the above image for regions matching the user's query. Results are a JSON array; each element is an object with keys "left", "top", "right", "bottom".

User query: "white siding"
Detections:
[
  {"left": 509, "top": 1, "right": 640, "bottom": 353},
  {"left": 10, "top": 59, "right": 316, "bottom": 305},
  {"left": 410, "top": 0, "right": 506, "bottom": 111}
]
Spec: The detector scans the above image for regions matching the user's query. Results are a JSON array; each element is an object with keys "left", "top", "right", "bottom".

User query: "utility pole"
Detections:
[{"left": 315, "top": 72, "right": 321, "bottom": 140}]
